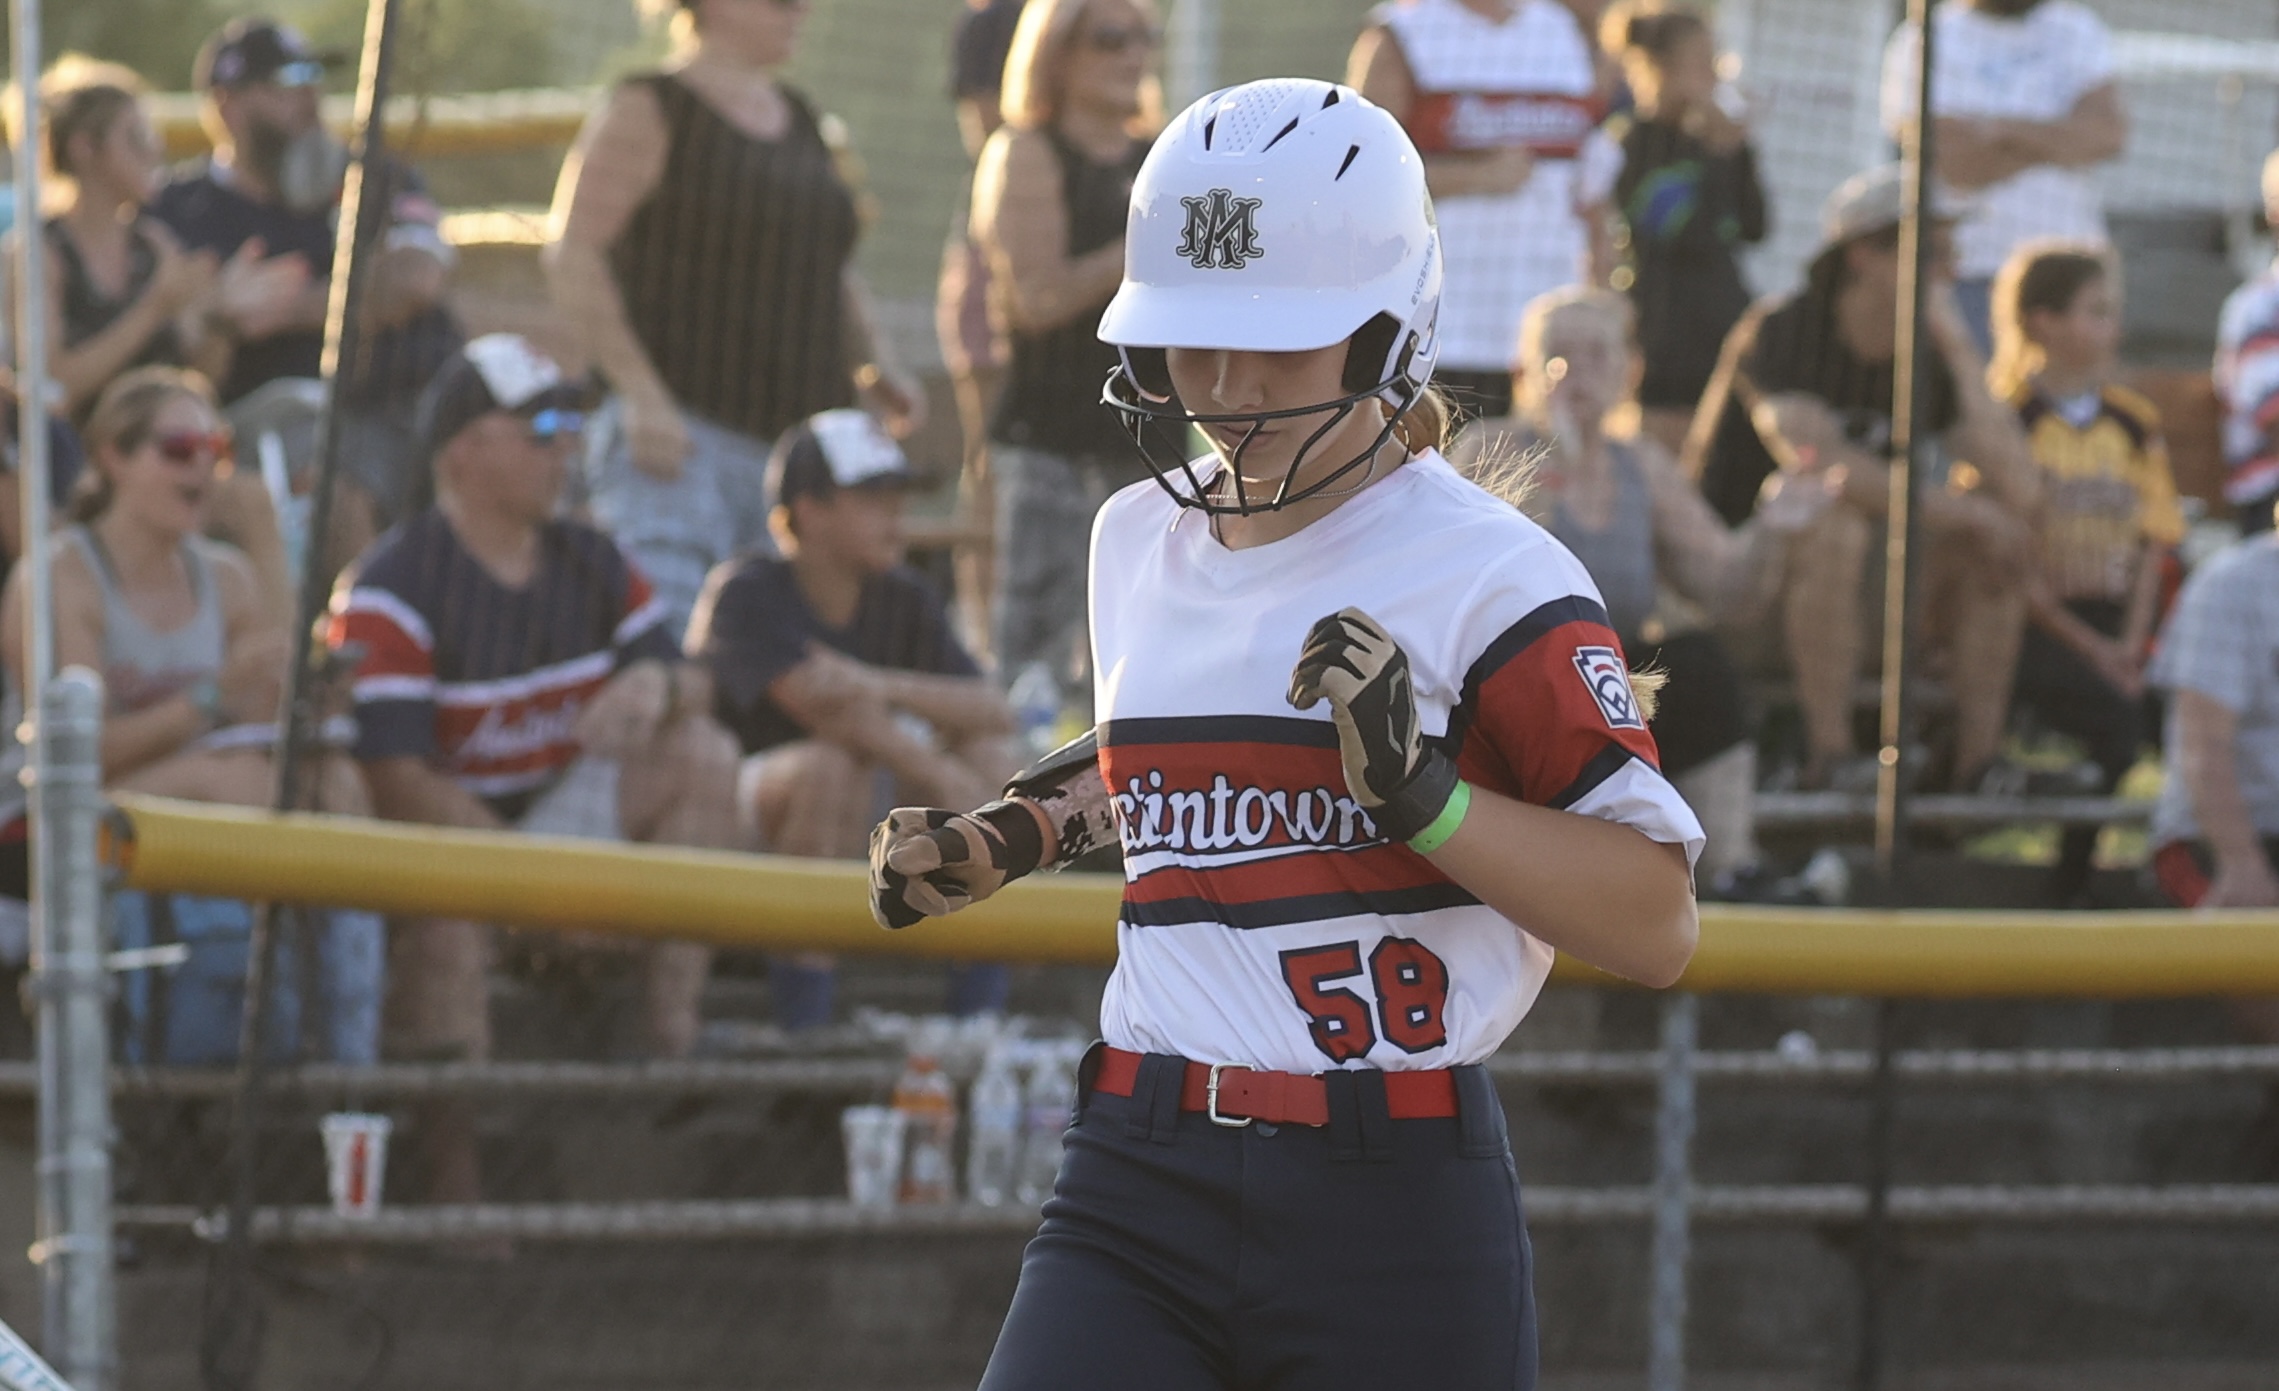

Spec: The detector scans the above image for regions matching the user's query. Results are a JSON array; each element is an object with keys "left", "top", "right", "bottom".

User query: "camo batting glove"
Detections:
[
  {"left": 1287, "top": 607, "right": 1460, "bottom": 843},
  {"left": 867, "top": 801, "right": 1047, "bottom": 930}
]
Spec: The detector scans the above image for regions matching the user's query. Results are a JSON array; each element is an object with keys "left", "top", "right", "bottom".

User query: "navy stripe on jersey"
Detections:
[
  {"left": 1102, "top": 714, "right": 1341, "bottom": 749},
  {"left": 1100, "top": 714, "right": 1463, "bottom": 933},
  {"left": 1443, "top": 595, "right": 1662, "bottom": 808},
  {"left": 1550, "top": 743, "right": 1639, "bottom": 811},
  {"left": 1122, "top": 882, "right": 1481, "bottom": 931}
]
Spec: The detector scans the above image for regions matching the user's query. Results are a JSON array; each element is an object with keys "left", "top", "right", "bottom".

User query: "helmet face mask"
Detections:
[
  {"left": 1097, "top": 78, "right": 1443, "bottom": 517},
  {"left": 1101, "top": 330, "right": 1424, "bottom": 516}
]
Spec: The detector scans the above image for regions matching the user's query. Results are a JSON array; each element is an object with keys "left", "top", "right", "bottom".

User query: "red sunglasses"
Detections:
[{"left": 149, "top": 430, "right": 232, "bottom": 466}]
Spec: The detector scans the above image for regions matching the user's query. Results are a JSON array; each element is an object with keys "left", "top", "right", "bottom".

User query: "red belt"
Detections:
[{"left": 1092, "top": 1045, "right": 1460, "bottom": 1127}]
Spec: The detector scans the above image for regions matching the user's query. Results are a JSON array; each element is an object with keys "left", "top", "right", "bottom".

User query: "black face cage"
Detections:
[{"left": 1100, "top": 315, "right": 1426, "bottom": 517}]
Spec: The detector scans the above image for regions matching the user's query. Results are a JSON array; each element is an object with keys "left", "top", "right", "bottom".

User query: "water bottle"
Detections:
[
  {"left": 1014, "top": 1042, "right": 1078, "bottom": 1207},
  {"left": 1008, "top": 662, "right": 1062, "bottom": 758},
  {"left": 893, "top": 1026, "right": 959, "bottom": 1205},
  {"left": 965, "top": 1043, "right": 1024, "bottom": 1206}
]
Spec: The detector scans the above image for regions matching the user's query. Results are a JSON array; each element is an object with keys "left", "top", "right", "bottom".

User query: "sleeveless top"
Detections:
[
  {"left": 609, "top": 74, "right": 861, "bottom": 442},
  {"left": 64, "top": 527, "right": 228, "bottom": 716},
  {"left": 1541, "top": 440, "right": 1657, "bottom": 640},
  {"left": 1373, "top": 0, "right": 1611, "bottom": 371},
  {"left": 989, "top": 128, "right": 1148, "bottom": 465},
  {"left": 47, "top": 217, "right": 187, "bottom": 387}
]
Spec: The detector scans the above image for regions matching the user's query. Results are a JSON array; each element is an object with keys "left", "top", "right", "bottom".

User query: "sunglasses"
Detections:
[
  {"left": 523, "top": 408, "right": 587, "bottom": 445},
  {"left": 1083, "top": 23, "right": 1161, "bottom": 55},
  {"left": 150, "top": 430, "right": 231, "bottom": 466},
  {"left": 267, "top": 61, "right": 328, "bottom": 89}
]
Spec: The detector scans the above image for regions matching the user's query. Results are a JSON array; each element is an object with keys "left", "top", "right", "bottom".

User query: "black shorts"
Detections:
[{"left": 978, "top": 1048, "right": 1539, "bottom": 1390}]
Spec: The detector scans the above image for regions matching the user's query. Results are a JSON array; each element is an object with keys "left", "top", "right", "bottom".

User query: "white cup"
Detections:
[
  {"left": 321, "top": 1112, "right": 392, "bottom": 1219},
  {"left": 840, "top": 1105, "right": 907, "bottom": 1209}
]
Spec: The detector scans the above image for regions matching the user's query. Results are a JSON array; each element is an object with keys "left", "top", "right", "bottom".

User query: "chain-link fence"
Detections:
[{"left": 11, "top": 0, "right": 2279, "bottom": 1387}]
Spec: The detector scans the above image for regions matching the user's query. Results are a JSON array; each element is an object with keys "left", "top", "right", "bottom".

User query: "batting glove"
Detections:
[
  {"left": 867, "top": 801, "right": 1047, "bottom": 930},
  {"left": 1287, "top": 607, "right": 1461, "bottom": 843}
]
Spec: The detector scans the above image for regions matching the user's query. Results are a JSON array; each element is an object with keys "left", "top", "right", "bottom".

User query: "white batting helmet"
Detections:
[{"left": 1098, "top": 78, "right": 1442, "bottom": 513}]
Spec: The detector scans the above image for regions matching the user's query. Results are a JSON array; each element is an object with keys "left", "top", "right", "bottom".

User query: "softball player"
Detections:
[{"left": 869, "top": 77, "right": 1703, "bottom": 1390}]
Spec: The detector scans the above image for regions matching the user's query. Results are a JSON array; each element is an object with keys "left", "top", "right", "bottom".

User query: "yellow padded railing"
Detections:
[
  {"left": 105, "top": 794, "right": 2279, "bottom": 997},
  {"left": 146, "top": 89, "right": 595, "bottom": 162}
]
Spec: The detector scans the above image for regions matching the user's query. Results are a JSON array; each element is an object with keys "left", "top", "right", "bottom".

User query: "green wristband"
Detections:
[{"left": 1405, "top": 779, "right": 1471, "bottom": 856}]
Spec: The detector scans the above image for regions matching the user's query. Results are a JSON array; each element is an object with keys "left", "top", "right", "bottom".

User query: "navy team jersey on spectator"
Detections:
[
  {"left": 1087, "top": 451, "right": 1703, "bottom": 1075},
  {"left": 329, "top": 511, "right": 679, "bottom": 818},
  {"left": 149, "top": 157, "right": 463, "bottom": 406},
  {"left": 685, "top": 554, "right": 980, "bottom": 756}
]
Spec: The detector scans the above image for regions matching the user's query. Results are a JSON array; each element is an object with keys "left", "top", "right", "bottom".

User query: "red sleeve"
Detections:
[{"left": 1447, "top": 596, "right": 1663, "bottom": 809}]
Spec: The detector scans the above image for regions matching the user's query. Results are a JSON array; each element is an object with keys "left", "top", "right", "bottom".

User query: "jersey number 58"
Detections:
[{"left": 1277, "top": 938, "right": 1452, "bottom": 1062}]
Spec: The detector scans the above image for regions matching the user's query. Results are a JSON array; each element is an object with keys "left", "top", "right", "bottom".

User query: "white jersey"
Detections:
[
  {"left": 1086, "top": 451, "right": 1703, "bottom": 1074},
  {"left": 1881, "top": 2, "right": 2115, "bottom": 280},
  {"left": 1375, "top": 0, "right": 1619, "bottom": 372}
]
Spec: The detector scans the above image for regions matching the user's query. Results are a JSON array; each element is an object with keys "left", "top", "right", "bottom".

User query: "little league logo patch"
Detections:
[
  {"left": 1573, "top": 646, "right": 1644, "bottom": 731},
  {"left": 1177, "top": 188, "right": 1264, "bottom": 269}
]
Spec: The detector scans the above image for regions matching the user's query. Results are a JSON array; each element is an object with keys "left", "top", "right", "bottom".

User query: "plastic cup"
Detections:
[
  {"left": 321, "top": 1112, "right": 392, "bottom": 1218},
  {"left": 840, "top": 1105, "right": 907, "bottom": 1209}
]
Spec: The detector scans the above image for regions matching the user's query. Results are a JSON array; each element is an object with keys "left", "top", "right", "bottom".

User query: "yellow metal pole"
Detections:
[{"left": 108, "top": 795, "right": 2279, "bottom": 996}]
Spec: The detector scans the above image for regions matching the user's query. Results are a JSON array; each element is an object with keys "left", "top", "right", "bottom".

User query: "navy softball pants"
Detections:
[{"left": 978, "top": 1050, "right": 1540, "bottom": 1391}]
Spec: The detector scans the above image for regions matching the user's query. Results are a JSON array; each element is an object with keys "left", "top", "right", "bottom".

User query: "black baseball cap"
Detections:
[
  {"left": 415, "top": 334, "right": 594, "bottom": 461},
  {"left": 196, "top": 18, "right": 344, "bottom": 92},
  {"left": 769, "top": 409, "right": 917, "bottom": 510}
]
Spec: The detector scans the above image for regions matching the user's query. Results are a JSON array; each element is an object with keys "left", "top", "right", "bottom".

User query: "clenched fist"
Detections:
[
  {"left": 1287, "top": 607, "right": 1460, "bottom": 843},
  {"left": 867, "top": 801, "right": 1047, "bottom": 929}
]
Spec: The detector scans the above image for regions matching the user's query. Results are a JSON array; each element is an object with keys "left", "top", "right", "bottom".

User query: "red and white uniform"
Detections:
[
  {"left": 1375, "top": 0, "right": 1618, "bottom": 372},
  {"left": 1088, "top": 452, "right": 1703, "bottom": 1074}
]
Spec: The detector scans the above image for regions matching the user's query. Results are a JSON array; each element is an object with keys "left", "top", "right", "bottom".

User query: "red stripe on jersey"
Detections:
[
  {"left": 1450, "top": 597, "right": 1662, "bottom": 809},
  {"left": 1100, "top": 719, "right": 1472, "bottom": 930},
  {"left": 431, "top": 668, "right": 613, "bottom": 782},
  {"left": 1404, "top": 90, "right": 1603, "bottom": 157},
  {"left": 333, "top": 607, "right": 431, "bottom": 682}
]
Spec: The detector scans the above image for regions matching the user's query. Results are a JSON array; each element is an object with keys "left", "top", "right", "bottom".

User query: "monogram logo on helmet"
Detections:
[{"left": 1176, "top": 188, "right": 1264, "bottom": 270}]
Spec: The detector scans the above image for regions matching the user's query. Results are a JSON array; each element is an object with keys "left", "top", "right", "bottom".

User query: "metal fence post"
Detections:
[
  {"left": 31, "top": 669, "right": 112, "bottom": 1391},
  {"left": 1165, "top": 0, "right": 1221, "bottom": 113},
  {"left": 1648, "top": 991, "right": 1699, "bottom": 1391}
]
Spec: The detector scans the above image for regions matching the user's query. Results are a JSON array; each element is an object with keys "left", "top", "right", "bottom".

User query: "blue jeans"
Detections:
[
  {"left": 583, "top": 400, "right": 777, "bottom": 641},
  {"left": 1952, "top": 276, "right": 1996, "bottom": 359}
]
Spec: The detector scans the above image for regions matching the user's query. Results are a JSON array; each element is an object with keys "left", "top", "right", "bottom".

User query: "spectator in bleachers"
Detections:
[
  {"left": 2213, "top": 151, "right": 2279, "bottom": 533},
  {"left": 7, "top": 57, "right": 227, "bottom": 420},
  {"left": 1687, "top": 165, "right": 2040, "bottom": 792},
  {"left": 546, "top": 0, "right": 922, "bottom": 640},
  {"left": 2148, "top": 531, "right": 2279, "bottom": 1050},
  {"left": 0, "top": 368, "right": 379, "bottom": 1063},
  {"left": 938, "top": 0, "right": 1029, "bottom": 654},
  {"left": 331, "top": 335, "right": 740, "bottom": 1200},
  {"left": 970, "top": 0, "right": 1157, "bottom": 709},
  {"left": 1, "top": 367, "right": 362, "bottom": 812},
  {"left": 1453, "top": 287, "right": 1825, "bottom": 883},
  {"left": 1880, "top": 0, "right": 2127, "bottom": 354},
  {"left": 1350, "top": 0, "right": 1620, "bottom": 421},
  {"left": 687, "top": 410, "right": 1017, "bottom": 1029},
  {"left": 1989, "top": 240, "right": 2180, "bottom": 902},
  {"left": 153, "top": 18, "right": 463, "bottom": 531},
  {"left": 1597, "top": 2, "right": 1766, "bottom": 457}
]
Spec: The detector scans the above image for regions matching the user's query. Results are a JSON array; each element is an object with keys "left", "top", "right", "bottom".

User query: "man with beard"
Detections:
[
  {"left": 153, "top": 18, "right": 464, "bottom": 530},
  {"left": 1880, "top": 0, "right": 2128, "bottom": 354}
]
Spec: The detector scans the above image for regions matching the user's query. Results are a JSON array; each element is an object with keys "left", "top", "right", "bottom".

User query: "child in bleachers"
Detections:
[{"left": 1989, "top": 239, "right": 2184, "bottom": 900}]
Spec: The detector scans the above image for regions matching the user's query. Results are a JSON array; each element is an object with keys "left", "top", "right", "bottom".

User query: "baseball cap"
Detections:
[
  {"left": 1819, "top": 164, "right": 1967, "bottom": 248},
  {"left": 415, "top": 334, "right": 593, "bottom": 460},
  {"left": 769, "top": 409, "right": 916, "bottom": 510},
  {"left": 196, "top": 18, "right": 343, "bottom": 92}
]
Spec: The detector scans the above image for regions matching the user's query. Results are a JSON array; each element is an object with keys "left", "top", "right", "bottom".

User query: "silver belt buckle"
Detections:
[{"left": 1206, "top": 1062, "right": 1252, "bottom": 1128}]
